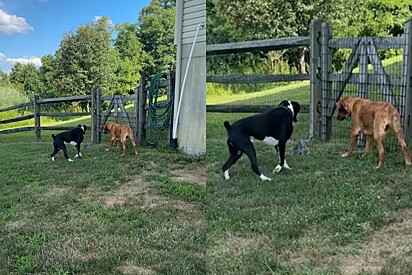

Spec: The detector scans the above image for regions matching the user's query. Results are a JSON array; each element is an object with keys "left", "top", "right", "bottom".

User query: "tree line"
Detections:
[
  {"left": 207, "top": 0, "right": 412, "bottom": 77},
  {"left": 0, "top": 0, "right": 176, "bottom": 100}
]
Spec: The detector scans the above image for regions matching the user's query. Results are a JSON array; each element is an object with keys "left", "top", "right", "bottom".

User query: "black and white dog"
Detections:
[
  {"left": 51, "top": 124, "right": 87, "bottom": 162},
  {"left": 222, "top": 100, "right": 300, "bottom": 181}
]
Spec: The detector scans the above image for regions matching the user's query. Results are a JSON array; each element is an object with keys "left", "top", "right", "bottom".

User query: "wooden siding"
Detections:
[{"left": 182, "top": 0, "right": 206, "bottom": 45}]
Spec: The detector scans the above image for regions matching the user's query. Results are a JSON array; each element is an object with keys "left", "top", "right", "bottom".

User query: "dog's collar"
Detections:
[
  {"left": 286, "top": 100, "right": 294, "bottom": 116},
  {"left": 279, "top": 105, "right": 294, "bottom": 117},
  {"left": 79, "top": 125, "right": 85, "bottom": 133}
]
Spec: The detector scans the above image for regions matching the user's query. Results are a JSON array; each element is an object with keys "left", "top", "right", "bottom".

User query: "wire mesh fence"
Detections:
[{"left": 325, "top": 37, "right": 406, "bottom": 152}]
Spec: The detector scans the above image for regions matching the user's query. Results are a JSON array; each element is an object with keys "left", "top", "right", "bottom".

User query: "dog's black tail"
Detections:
[
  {"left": 224, "top": 121, "right": 231, "bottom": 132},
  {"left": 52, "top": 134, "right": 55, "bottom": 140}
]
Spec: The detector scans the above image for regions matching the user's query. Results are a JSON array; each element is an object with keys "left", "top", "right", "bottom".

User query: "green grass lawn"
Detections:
[
  {"left": 206, "top": 111, "right": 412, "bottom": 274},
  {"left": 207, "top": 81, "right": 310, "bottom": 106},
  {"left": 0, "top": 116, "right": 205, "bottom": 274}
]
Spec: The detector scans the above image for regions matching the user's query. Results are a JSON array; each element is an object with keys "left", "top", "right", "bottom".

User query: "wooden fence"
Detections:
[
  {"left": 0, "top": 95, "right": 92, "bottom": 137},
  {"left": 0, "top": 72, "right": 175, "bottom": 145},
  {"left": 206, "top": 36, "right": 311, "bottom": 114},
  {"left": 206, "top": 19, "right": 412, "bottom": 143}
]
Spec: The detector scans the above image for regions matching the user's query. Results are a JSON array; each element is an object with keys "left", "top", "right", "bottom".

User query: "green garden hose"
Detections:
[{"left": 145, "top": 72, "right": 174, "bottom": 145}]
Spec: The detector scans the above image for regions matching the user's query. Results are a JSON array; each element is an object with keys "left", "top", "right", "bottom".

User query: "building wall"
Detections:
[{"left": 173, "top": 0, "right": 206, "bottom": 155}]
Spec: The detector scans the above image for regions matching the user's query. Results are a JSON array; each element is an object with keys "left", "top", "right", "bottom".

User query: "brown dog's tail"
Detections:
[{"left": 129, "top": 129, "right": 139, "bottom": 155}]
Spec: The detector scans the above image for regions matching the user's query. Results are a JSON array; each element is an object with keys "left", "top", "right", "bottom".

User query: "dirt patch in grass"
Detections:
[
  {"left": 288, "top": 210, "right": 412, "bottom": 274},
  {"left": 103, "top": 176, "right": 198, "bottom": 212},
  {"left": 4, "top": 220, "right": 26, "bottom": 231},
  {"left": 170, "top": 166, "right": 206, "bottom": 189},
  {"left": 64, "top": 236, "right": 103, "bottom": 261},
  {"left": 337, "top": 210, "right": 412, "bottom": 275},
  {"left": 117, "top": 265, "right": 155, "bottom": 275},
  {"left": 103, "top": 177, "right": 148, "bottom": 207},
  {"left": 209, "top": 235, "right": 264, "bottom": 258},
  {"left": 79, "top": 172, "right": 200, "bottom": 214}
]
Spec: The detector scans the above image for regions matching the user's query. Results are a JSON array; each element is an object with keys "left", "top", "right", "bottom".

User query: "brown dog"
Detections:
[
  {"left": 103, "top": 123, "right": 138, "bottom": 156},
  {"left": 336, "top": 97, "right": 411, "bottom": 169}
]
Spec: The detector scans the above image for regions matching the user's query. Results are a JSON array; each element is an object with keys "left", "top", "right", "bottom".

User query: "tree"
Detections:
[
  {"left": 54, "top": 16, "right": 117, "bottom": 96},
  {"left": 0, "top": 69, "right": 9, "bottom": 85},
  {"left": 9, "top": 62, "right": 43, "bottom": 97},
  {"left": 137, "top": 0, "right": 176, "bottom": 78},
  {"left": 113, "top": 23, "right": 146, "bottom": 94},
  {"left": 207, "top": 0, "right": 412, "bottom": 74},
  {"left": 38, "top": 54, "right": 57, "bottom": 97}
]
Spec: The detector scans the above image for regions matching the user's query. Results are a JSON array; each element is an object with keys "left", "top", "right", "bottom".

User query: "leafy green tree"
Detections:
[
  {"left": 207, "top": 0, "right": 412, "bottom": 74},
  {"left": 9, "top": 62, "right": 43, "bottom": 97},
  {"left": 113, "top": 23, "right": 146, "bottom": 94},
  {"left": 38, "top": 54, "right": 57, "bottom": 97},
  {"left": 137, "top": 0, "right": 176, "bottom": 78},
  {"left": 54, "top": 16, "right": 116, "bottom": 96},
  {"left": 0, "top": 68, "right": 9, "bottom": 85}
]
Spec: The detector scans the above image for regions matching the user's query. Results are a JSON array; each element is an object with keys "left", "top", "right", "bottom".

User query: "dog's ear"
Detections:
[
  {"left": 337, "top": 101, "right": 348, "bottom": 112},
  {"left": 291, "top": 101, "right": 300, "bottom": 122},
  {"left": 278, "top": 100, "right": 288, "bottom": 107}
]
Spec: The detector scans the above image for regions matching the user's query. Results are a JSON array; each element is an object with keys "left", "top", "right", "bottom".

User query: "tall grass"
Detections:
[
  {"left": 0, "top": 86, "right": 33, "bottom": 130},
  {"left": 0, "top": 85, "right": 29, "bottom": 108}
]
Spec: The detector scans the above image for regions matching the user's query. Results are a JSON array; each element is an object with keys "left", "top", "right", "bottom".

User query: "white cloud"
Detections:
[
  {"left": 6, "top": 56, "right": 42, "bottom": 67},
  {"left": 0, "top": 9, "right": 33, "bottom": 35},
  {"left": 0, "top": 53, "right": 42, "bottom": 73}
]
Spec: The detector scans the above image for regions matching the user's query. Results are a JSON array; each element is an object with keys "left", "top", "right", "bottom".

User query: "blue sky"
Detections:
[{"left": 0, "top": 0, "right": 151, "bottom": 73}]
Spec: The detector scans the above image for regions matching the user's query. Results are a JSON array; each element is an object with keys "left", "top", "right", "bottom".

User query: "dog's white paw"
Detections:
[
  {"left": 74, "top": 154, "right": 79, "bottom": 158},
  {"left": 260, "top": 174, "right": 272, "bottom": 181},
  {"left": 341, "top": 152, "right": 350, "bottom": 157},
  {"left": 68, "top": 158, "right": 74, "bottom": 162},
  {"left": 224, "top": 170, "right": 230, "bottom": 180},
  {"left": 283, "top": 160, "right": 292, "bottom": 170},
  {"left": 51, "top": 157, "right": 55, "bottom": 161},
  {"left": 273, "top": 164, "right": 283, "bottom": 173},
  {"left": 106, "top": 148, "right": 110, "bottom": 151}
]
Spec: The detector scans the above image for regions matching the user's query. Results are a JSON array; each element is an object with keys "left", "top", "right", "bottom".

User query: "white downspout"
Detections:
[{"left": 172, "top": 22, "right": 204, "bottom": 140}]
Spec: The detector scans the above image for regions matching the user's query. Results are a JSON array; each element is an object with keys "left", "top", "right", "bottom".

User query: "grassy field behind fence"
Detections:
[{"left": 0, "top": 117, "right": 206, "bottom": 274}]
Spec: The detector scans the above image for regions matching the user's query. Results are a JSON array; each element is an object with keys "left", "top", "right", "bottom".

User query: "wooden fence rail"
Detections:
[
  {"left": 0, "top": 102, "right": 32, "bottom": 113},
  {"left": 0, "top": 72, "right": 174, "bottom": 145},
  {"left": 206, "top": 36, "right": 310, "bottom": 55},
  {"left": 0, "top": 94, "right": 93, "bottom": 137},
  {"left": 207, "top": 104, "right": 310, "bottom": 113},
  {"left": 207, "top": 36, "right": 311, "bottom": 115}
]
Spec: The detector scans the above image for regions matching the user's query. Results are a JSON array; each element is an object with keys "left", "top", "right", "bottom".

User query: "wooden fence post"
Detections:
[
  {"left": 403, "top": 19, "right": 412, "bottom": 142},
  {"left": 96, "top": 88, "right": 102, "bottom": 143},
  {"left": 134, "top": 83, "right": 139, "bottom": 139},
  {"left": 320, "top": 22, "right": 333, "bottom": 141},
  {"left": 357, "top": 39, "right": 368, "bottom": 146},
  {"left": 90, "top": 87, "right": 97, "bottom": 143},
  {"left": 309, "top": 19, "right": 322, "bottom": 140},
  {"left": 34, "top": 96, "right": 41, "bottom": 140},
  {"left": 137, "top": 77, "right": 147, "bottom": 145},
  {"left": 113, "top": 95, "right": 119, "bottom": 124}
]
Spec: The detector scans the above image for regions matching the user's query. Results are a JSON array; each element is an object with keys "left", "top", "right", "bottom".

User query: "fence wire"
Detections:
[{"left": 326, "top": 39, "right": 406, "bottom": 152}]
